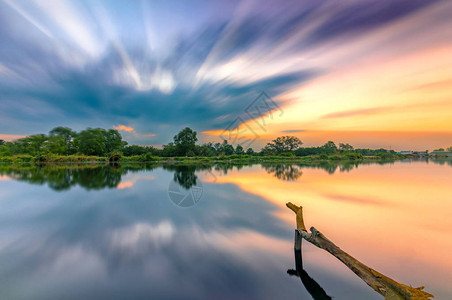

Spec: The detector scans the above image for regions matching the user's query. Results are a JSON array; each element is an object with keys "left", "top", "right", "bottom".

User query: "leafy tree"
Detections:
[
  {"left": 196, "top": 145, "right": 215, "bottom": 157},
  {"left": 25, "top": 134, "right": 48, "bottom": 155},
  {"left": 235, "top": 144, "right": 244, "bottom": 155},
  {"left": 49, "top": 127, "right": 77, "bottom": 154},
  {"left": 219, "top": 140, "right": 234, "bottom": 155},
  {"left": 339, "top": 143, "right": 354, "bottom": 151},
  {"left": 44, "top": 136, "right": 68, "bottom": 155},
  {"left": 213, "top": 142, "right": 222, "bottom": 154},
  {"left": 246, "top": 148, "right": 255, "bottom": 155},
  {"left": 0, "top": 144, "right": 11, "bottom": 156},
  {"left": 173, "top": 127, "right": 198, "bottom": 156},
  {"left": 447, "top": 146, "right": 452, "bottom": 152},
  {"left": 76, "top": 128, "right": 106, "bottom": 156},
  {"left": 162, "top": 143, "right": 178, "bottom": 157},
  {"left": 264, "top": 136, "right": 302, "bottom": 154},
  {"left": 0, "top": 139, "right": 5, "bottom": 146},
  {"left": 321, "top": 141, "right": 338, "bottom": 154},
  {"left": 123, "top": 145, "right": 148, "bottom": 156},
  {"left": 104, "top": 129, "right": 125, "bottom": 154}
]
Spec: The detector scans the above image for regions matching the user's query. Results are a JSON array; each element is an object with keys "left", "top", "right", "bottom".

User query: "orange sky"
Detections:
[{"left": 202, "top": 3, "right": 452, "bottom": 151}]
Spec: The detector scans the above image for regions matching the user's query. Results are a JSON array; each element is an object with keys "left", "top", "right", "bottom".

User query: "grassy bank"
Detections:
[{"left": 0, "top": 152, "right": 405, "bottom": 165}]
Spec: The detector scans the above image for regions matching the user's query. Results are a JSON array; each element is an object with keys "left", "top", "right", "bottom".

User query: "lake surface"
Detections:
[{"left": 0, "top": 159, "right": 451, "bottom": 299}]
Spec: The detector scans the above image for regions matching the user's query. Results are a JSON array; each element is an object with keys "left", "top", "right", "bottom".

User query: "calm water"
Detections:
[{"left": 0, "top": 160, "right": 451, "bottom": 299}]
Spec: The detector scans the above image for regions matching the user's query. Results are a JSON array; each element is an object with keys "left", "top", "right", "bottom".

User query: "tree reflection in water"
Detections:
[
  {"left": 287, "top": 231, "right": 332, "bottom": 300},
  {"left": 0, "top": 159, "right": 441, "bottom": 190},
  {"left": 262, "top": 164, "right": 303, "bottom": 181}
]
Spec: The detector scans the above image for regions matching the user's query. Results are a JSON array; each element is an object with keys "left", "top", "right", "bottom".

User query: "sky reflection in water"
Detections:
[{"left": 0, "top": 159, "right": 451, "bottom": 299}]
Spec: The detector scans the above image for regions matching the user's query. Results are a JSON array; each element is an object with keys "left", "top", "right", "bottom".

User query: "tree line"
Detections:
[
  {"left": 0, "top": 126, "right": 397, "bottom": 158},
  {"left": 0, "top": 127, "right": 125, "bottom": 157}
]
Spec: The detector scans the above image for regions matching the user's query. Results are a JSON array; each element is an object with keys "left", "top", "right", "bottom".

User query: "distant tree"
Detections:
[
  {"left": 0, "top": 139, "right": 4, "bottom": 146},
  {"left": 26, "top": 134, "right": 48, "bottom": 155},
  {"left": 162, "top": 143, "right": 178, "bottom": 157},
  {"left": 44, "top": 136, "right": 68, "bottom": 155},
  {"left": 103, "top": 129, "right": 125, "bottom": 154},
  {"left": 321, "top": 141, "right": 338, "bottom": 154},
  {"left": 173, "top": 127, "right": 198, "bottom": 156},
  {"left": 0, "top": 143, "right": 11, "bottom": 156},
  {"left": 213, "top": 142, "right": 222, "bottom": 153},
  {"left": 339, "top": 143, "right": 354, "bottom": 151},
  {"left": 235, "top": 144, "right": 244, "bottom": 155},
  {"left": 123, "top": 145, "right": 148, "bottom": 156},
  {"left": 447, "top": 146, "right": 452, "bottom": 152},
  {"left": 264, "top": 136, "right": 302, "bottom": 154},
  {"left": 220, "top": 140, "right": 234, "bottom": 155},
  {"left": 246, "top": 148, "right": 255, "bottom": 155},
  {"left": 434, "top": 148, "right": 445, "bottom": 152},
  {"left": 76, "top": 128, "right": 106, "bottom": 156},
  {"left": 49, "top": 127, "right": 77, "bottom": 154},
  {"left": 196, "top": 145, "right": 215, "bottom": 157}
]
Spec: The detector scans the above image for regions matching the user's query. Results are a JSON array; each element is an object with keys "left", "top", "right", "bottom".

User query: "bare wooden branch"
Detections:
[
  {"left": 286, "top": 202, "right": 307, "bottom": 231},
  {"left": 286, "top": 202, "right": 433, "bottom": 300}
]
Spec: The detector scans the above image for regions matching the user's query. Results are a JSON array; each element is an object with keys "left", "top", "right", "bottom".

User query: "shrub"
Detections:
[
  {"left": 109, "top": 152, "right": 122, "bottom": 162},
  {"left": 319, "top": 154, "right": 328, "bottom": 160},
  {"left": 0, "top": 156, "right": 12, "bottom": 163},
  {"left": 280, "top": 152, "right": 295, "bottom": 157}
]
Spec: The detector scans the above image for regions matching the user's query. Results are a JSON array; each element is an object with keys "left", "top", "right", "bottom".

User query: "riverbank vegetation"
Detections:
[{"left": 0, "top": 126, "right": 405, "bottom": 164}]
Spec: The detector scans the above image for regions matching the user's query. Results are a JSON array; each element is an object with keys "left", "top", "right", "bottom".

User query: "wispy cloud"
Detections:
[
  {"left": 281, "top": 129, "right": 306, "bottom": 133},
  {"left": 321, "top": 107, "right": 389, "bottom": 119},
  {"left": 114, "top": 125, "right": 135, "bottom": 132}
]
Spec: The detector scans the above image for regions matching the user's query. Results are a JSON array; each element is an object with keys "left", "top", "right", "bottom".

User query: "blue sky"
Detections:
[{"left": 0, "top": 0, "right": 450, "bottom": 149}]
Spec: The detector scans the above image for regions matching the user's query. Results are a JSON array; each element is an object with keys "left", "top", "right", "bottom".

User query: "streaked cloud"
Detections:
[
  {"left": 281, "top": 129, "right": 306, "bottom": 133},
  {"left": 0, "top": 0, "right": 450, "bottom": 149},
  {"left": 321, "top": 107, "right": 389, "bottom": 119}
]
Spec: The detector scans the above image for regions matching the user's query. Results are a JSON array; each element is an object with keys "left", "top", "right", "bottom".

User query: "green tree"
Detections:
[
  {"left": 235, "top": 144, "right": 244, "bottom": 155},
  {"left": 44, "top": 136, "right": 68, "bottom": 155},
  {"left": 339, "top": 143, "right": 354, "bottom": 151},
  {"left": 246, "top": 147, "right": 255, "bottom": 155},
  {"left": 173, "top": 127, "right": 198, "bottom": 156},
  {"left": 0, "top": 139, "right": 5, "bottom": 146},
  {"left": 104, "top": 129, "right": 125, "bottom": 154},
  {"left": 162, "top": 143, "right": 178, "bottom": 157},
  {"left": 447, "top": 146, "right": 452, "bottom": 152},
  {"left": 49, "top": 127, "right": 77, "bottom": 154},
  {"left": 264, "top": 136, "right": 302, "bottom": 154},
  {"left": 219, "top": 140, "right": 234, "bottom": 155},
  {"left": 76, "top": 128, "right": 106, "bottom": 156},
  {"left": 322, "top": 141, "right": 338, "bottom": 154},
  {"left": 26, "top": 134, "right": 48, "bottom": 155},
  {"left": 196, "top": 145, "right": 215, "bottom": 157}
]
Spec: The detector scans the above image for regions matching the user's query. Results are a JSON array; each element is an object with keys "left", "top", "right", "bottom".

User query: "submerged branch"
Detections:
[{"left": 286, "top": 202, "right": 433, "bottom": 300}]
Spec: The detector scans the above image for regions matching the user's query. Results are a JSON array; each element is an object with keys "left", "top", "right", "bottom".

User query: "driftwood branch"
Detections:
[{"left": 286, "top": 202, "right": 433, "bottom": 300}]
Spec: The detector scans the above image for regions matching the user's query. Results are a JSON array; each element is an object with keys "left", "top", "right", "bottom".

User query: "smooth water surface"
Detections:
[{"left": 0, "top": 160, "right": 451, "bottom": 299}]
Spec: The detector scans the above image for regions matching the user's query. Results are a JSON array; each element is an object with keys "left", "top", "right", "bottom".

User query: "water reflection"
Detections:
[
  {"left": 262, "top": 164, "right": 303, "bottom": 181},
  {"left": 3, "top": 159, "right": 445, "bottom": 190},
  {"left": 0, "top": 159, "right": 451, "bottom": 299},
  {"left": 287, "top": 231, "right": 332, "bottom": 300}
]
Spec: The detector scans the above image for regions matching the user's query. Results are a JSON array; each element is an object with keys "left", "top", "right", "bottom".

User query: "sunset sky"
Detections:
[{"left": 0, "top": 0, "right": 451, "bottom": 150}]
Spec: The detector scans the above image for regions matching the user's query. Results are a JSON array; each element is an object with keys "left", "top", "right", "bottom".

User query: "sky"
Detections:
[{"left": 0, "top": 0, "right": 451, "bottom": 150}]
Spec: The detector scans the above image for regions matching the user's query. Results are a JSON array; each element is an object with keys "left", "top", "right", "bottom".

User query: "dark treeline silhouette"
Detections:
[{"left": 0, "top": 126, "right": 399, "bottom": 159}]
